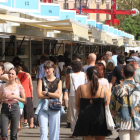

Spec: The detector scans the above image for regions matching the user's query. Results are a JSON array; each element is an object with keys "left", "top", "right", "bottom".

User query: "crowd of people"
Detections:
[{"left": 0, "top": 49, "right": 140, "bottom": 140}]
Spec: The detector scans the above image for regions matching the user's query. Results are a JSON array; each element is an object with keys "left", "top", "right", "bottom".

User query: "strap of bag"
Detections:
[
  {"left": 42, "top": 78, "right": 48, "bottom": 93},
  {"left": 20, "top": 73, "right": 26, "bottom": 82},
  {"left": 71, "top": 74, "right": 76, "bottom": 92},
  {"left": 103, "top": 86, "right": 108, "bottom": 105}
]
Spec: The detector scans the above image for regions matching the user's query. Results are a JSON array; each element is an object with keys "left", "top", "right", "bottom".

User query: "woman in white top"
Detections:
[
  {"left": 66, "top": 60, "right": 86, "bottom": 138},
  {"left": 96, "top": 63, "right": 109, "bottom": 89},
  {"left": 58, "top": 55, "right": 65, "bottom": 72}
]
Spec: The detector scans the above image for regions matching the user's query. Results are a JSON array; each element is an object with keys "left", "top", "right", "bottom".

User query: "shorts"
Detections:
[{"left": 20, "top": 109, "right": 23, "bottom": 115}]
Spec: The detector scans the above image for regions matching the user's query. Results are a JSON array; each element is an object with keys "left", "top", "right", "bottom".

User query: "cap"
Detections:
[{"left": 127, "top": 56, "right": 140, "bottom": 62}]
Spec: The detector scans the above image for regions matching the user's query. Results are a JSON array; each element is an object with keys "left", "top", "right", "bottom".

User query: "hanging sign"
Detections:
[
  {"left": 76, "top": 15, "right": 87, "bottom": 25},
  {"left": 60, "top": 10, "right": 76, "bottom": 20},
  {"left": 0, "top": 0, "right": 39, "bottom": 13},
  {"left": 40, "top": 3, "right": 60, "bottom": 19},
  {"left": 87, "top": 19, "right": 96, "bottom": 27},
  {"left": 14, "top": 0, "right": 39, "bottom": 13}
]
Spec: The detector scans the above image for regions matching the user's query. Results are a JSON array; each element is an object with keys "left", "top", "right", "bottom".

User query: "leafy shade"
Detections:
[{"left": 120, "top": 15, "right": 140, "bottom": 40}]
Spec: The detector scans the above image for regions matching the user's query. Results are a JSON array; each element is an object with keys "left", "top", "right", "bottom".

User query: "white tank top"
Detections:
[{"left": 69, "top": 72, "right": 86, "bottom": 96}]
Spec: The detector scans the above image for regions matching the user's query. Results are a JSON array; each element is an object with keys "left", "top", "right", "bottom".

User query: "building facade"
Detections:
[{"left": 41, "top": 0, "right": 111, "bottom": 22}]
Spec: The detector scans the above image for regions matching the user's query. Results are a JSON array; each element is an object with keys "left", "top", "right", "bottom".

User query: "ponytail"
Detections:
[
  {"left": 87, "top": 66, "right": 99, "bottom": 96},
  {"left": 91, "top": 72, "right": 99, "bottom": 97}
]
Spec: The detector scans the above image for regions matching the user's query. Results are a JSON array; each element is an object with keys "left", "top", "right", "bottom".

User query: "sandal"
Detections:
[
  {"left": 29, "top": 125, "right": 38, "bottom": 129},
  {"left": 18, "top": 128, "right": 22, "bottom": 131},
  {"left": 69, "top": 135, "right": 77, "bottom": 138}
]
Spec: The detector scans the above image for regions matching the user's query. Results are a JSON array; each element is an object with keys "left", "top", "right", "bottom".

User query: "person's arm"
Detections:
[
  {"left": 66, "top": 74, "right": 70, "bottom": 89},
  {"left": 75, "top": 86, "right": 81, "bottom": 116},
  {"left": 134, "top": 72, "right": 140, "bottom": 84},
  {"left": 45, "top": 81, "right": 62, "bottom": 99},
  {"left": 0, "top": 85, "right": 6, "bottom": 102},
  {"left": 104, "top": 84, "right": 112, "bottom": 104},
  {"left": 111, "top": 76, "right": 116, "bottom": 86},
  {"left": 27, "top": 73, "right": 33, "bottom": 99},
  {"left": 37, "top": 79, "right": 62, "bottom": 99},
  {"left": 109, "top": 86, "right": 117, "bottom": 118},
  {"left": 55, "top": 67, "right": 60, "bottom": 78},
  {"left": 10, "top": 85, "right": 26, "bottom": 104},
  {"left": 111, "top": 67, "right": 117, "bottom": 86},
  {"left": 0, "top": 74, "right": 9, "bottom": 82}
]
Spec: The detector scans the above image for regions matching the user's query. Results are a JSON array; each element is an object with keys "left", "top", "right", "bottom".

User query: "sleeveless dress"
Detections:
[
  {"left": 73, "top": 88, "right": 112, "bottom": 136},
  {"left": 18, "top": 72, "right": 34, "bottom": 119}
]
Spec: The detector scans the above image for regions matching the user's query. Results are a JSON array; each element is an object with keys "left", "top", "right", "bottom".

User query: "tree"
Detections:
[
  {"left": 120, "top": 15, "right": 140, "bottom": 40},
  {"left": 116, "top": 0, "right": 140, "bottom": 24}
]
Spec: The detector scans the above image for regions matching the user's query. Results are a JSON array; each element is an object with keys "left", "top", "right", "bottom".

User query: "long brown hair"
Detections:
[{"left": 87, "top": 67, "right": 99, "bottom": 97}]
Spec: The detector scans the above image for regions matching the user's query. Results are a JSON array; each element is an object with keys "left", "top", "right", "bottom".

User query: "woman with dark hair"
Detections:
[
  {"left": 96, "top": 63, "right": 109, "bottom": 89},
  {"left": 37, "top": 60, "right": 62, "bottom": 140},
  {"left": 105, "top": 62, "right": 115, "bottom": 83},
  {"left": 0, "top": 68, "right": 26, "bottom": 140},
  {"left": 66, "top": 60, "right": 86, "bottom": 138},
  {"left": 15, "top": 63, "right": 35, "bottom": 129},
  {"left": 73, "top": 66, "right": 112, "bottom": 140},
  {"left": 58, "top": 55, "right": 65, "bottom": 72}
]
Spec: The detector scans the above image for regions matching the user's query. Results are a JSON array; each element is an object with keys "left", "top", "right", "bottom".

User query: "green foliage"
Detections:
[
  {"left": 120, "top": 15, "right": 140, "bottom": 40},
  {"left": 117, "top": 0, "right": 140, "bottom": 24},
  {"left": 117, "top": 0, "right": 140, "bottom": 40}
]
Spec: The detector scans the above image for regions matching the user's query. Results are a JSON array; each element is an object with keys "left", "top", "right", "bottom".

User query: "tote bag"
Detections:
[{"left": 104, "top": 86, "right": 115, "bottom": 131}]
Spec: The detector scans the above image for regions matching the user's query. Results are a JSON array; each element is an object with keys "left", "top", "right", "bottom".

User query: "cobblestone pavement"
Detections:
[{"left": 8, "top": 113, "right": 118, "bottom": 140}]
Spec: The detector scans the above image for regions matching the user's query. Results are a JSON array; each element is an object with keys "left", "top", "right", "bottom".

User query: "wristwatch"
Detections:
[{"left": 45, "top": 91, "right": 49, "bottom": 96}]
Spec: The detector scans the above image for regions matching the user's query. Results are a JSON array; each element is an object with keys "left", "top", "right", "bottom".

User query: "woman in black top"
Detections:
[
  {"left": 105, "top": 62, "right": 115, "bottom": 83},
  {"left": 37, "top": 61, "right": 62, "bottom": 140},
  {"left": 73, "top": 67, "right": 112, "bottom": 140}
]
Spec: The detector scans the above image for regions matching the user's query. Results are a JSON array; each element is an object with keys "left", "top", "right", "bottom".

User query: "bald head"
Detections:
[{"left": 88, "top": 53, "right": 96, "bottom": 61}]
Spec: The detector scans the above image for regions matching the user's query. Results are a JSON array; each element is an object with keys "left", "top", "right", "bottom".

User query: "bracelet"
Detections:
[{"left": 45, "top": 91, "right": 49, "bottom": 96}]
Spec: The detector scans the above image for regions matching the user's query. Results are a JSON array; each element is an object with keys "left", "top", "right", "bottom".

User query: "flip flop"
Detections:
[
  {"left": 69, "top": 135, "right": 77, "bottom": 138},
  {"left": 29, "top": 125, "right": 38, "bottom": 129}
]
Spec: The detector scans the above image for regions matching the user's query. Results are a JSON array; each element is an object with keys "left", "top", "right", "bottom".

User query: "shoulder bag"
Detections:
[
  {"left": 70, "top": 74, "right": 76, "bottom": 92},
  {"left": 104, "top": 86, "right": 115, "bottom": 131},
  {"left": 42, "top": 78, "right": 62, "bottom": 110}
]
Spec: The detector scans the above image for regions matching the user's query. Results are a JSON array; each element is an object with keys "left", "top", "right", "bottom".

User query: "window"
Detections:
[
  {"left": 106, "top": 4, "right": 109, "bottom": 20},
  {"left": 64, "top": 3, "right": 69, "bottom": 9},
  {"left": 96, "top": 4, "right": 100, "bottom": 22}
]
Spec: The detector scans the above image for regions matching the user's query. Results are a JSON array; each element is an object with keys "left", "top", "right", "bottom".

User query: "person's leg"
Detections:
[
  {"left": 69, "top": 96, "right": 77, "bottom": 132},
  {"left": 130, "top": 130, "right": 140, "bottom": 140},
  {"left": 1, "top": 110, "right": 9, "bottom": 139},
  {"left": 38, "top": 109, "right": 48, "bottom": 140},
  {"left": 94, "top": 136, "right": 105, "bottom": 140},
  {"left": 10, "top": 104, "right": 20, "bottom": 140},
  {"left": 48, "top": 110, "right": 60, "bottom": 140},
  {"left": 119, "top": 130, "right": 130, "bottom": 140},
  {"left": 83, "top": 136, "right": 95, "bottom": 140},
  {"left": 63, "top": 91, "right": 68, "bottom": 110},
  {"left": 66, "top": 101, "right": 71, "bottom": 128}
]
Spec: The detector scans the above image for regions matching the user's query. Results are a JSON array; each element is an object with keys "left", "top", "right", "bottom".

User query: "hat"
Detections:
[{"left": 127, "top": 56, "right": 140, "bottom": 62}]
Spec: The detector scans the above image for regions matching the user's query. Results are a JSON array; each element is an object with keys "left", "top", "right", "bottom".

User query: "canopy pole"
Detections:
[
  {"left": 49, "top": 41, "right": 51, "bottom": 55},
  {"left": 29, "top": 38, "right": 31, "bottom": 74},
  {"left": 2, "top": 38, "right": 5, "bottom": 61},
  {"left": 42, "top": 39, "right": 44, "bottom": 54},
  {"left": 71, "top": 42, "right": 72, "bottom": 60},
  {"left": 14, "top": 36, "right": 17, "bottom": 56},
  {"left": 101, "top": 46, "right": 102, "bottom": 55}
]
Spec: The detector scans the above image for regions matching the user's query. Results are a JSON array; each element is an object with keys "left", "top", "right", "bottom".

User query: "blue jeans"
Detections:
[{"left": 38, "top": 109, "right": 60, "bottom": 140}]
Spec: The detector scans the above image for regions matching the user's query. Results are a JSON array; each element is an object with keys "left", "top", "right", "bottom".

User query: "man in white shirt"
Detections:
[{"left": 112, "top": 50, "right": 118, "bottom": 66}]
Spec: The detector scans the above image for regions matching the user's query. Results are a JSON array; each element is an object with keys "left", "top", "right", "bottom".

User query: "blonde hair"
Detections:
[{"left": 4, "top": 62, "right": 14, "bottom": 73}]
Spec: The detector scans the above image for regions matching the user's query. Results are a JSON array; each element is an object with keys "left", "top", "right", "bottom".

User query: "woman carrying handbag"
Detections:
[
  {"left": 37, "top": 61, "right": 62, "bottom": 140},
  {"left": 73, "top": 66, "right": 112, "bottom": 140}
]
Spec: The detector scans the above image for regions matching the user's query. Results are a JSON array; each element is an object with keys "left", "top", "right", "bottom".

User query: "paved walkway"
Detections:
[{"left": 8, "top": 113, "right": 118, "bottom": 140}]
